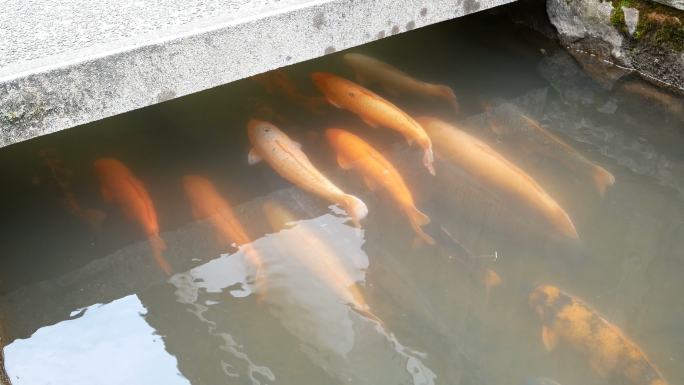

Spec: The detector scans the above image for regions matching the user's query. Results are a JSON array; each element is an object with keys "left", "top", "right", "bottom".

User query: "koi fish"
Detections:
[
  {"left": 418, "top": 117, "right": 578, "bottom": 239},
  {"left": 183, "top": 175, "right": 263, "bottom": 273},
  {"left": 343, "top": 53, "right": 459, "bottom": 113},
  {"left": 94, "top": 158, "right": 172, "bottom": 275},
  {"left": 326, "top": 128, "right": 434, "bottom": 244},
  {"left": 262, "top": 201, "right": 370, "bottom": 313},
  {"left": 529, "top": 285, "right": 668, "bottom": 385},
  {"left": 517, "top": 114, "right": 615, "bottom": 198},
  {"left": 247, "top": 119, "right": 368, "bottom": 226},
  {"left": 39, "top": 149, "right": 106, "bottom": 229},
  {"left": 311, "top": 72, "right": 436, "bottom": 175},
  {"left": 252, "top": 70, "right": 326, "bottom": 113}
]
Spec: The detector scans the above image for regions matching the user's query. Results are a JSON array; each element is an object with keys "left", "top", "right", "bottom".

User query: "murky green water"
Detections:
[{"left": 1, "top": 8, "right": 683, "bottom": 385}]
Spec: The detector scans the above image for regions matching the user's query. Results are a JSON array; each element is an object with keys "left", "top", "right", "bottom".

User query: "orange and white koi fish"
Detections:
[
  {"left": 418, "top": 117, "right": 578, "bottom": 239},
  {"left": 519, "top": 114, "right": 615, "bottom": 198},
  {"left": 262, "top": 201, "right": 370, "bottom": 312},
  {"left": 183, "top": 175, "right": 263, "bottom": 272},
  {"left": 39, "top": 149, "right": 106, "bottom": 229},
  {"left": 311, "top": 72, "right": 435, "bottom": 175},
  {"left": 326, "top": 128, "right": 434, "bottom": 244},
  {"left": 530, "top": 285, "right": 668, "bottom": 385},
  {"left": 247, "top": 119, "right": 368, "bottom": 226},
  {"left": 252, "top": 70, "right": 325, "bottom": 113},
  {"left": 94, "top": 158, "right": 172, "bottom": 275},
  {"left": 343, "top": 53, "right": 459, "bottom": 113}
]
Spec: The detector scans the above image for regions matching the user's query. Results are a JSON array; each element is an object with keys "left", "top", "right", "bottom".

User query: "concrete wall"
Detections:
[{"left": 0, "top": 0, "right": 516, "bottom": 148}]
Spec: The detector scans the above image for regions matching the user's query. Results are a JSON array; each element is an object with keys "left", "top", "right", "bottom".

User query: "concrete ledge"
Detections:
[{"left": 0, "top": 0, "right": 516, "bottom": 148}]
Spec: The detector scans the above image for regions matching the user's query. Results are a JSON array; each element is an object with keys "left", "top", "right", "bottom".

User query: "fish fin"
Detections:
[
  {"left": 340, "top": 194, "right": 368, "bottom": 227},
  {"left": 592, "top": 166, "right": 615, "bottom": 198},
  {"left": 480, "top": 268, "right": 501, "bottom": 304},
  {"left": 80, "top": 209, "right": 107, "bottom": 230},
  {"left": 406, "top": 206, "right": 435, "bottom": 245},
  {"left": 248, "top": 148, "right": 262, "bottom": 165},
  {"left": 101, "top": 187, "right": 113, "bottom": 202},
  {"left": 552, "top": 208, "right": 579, "bottom": 239},
  {"left": 436, "top": 85, "right": 460, "bottom": 114},
  {"left": 326, "top": 97, "right": 342, "bottom": 109},
  {"left": 361, "top": 117, "right": 379, "bottom": 128},
  {"left": 291, "top": 140, "right": 302, "bottom": 150},
  {"left": 336, "top": 155, "right": 354, "bottom": 170},
  {"left": 150, "top": 235, "right": 172, "bottom": 276},
  {"left": 542, "top": 326, "right": 559, "bottom": 352},
  {"left": 362, "top": 175, "right": 379, "bottom": 191},
  {"left": 423, "top": 147, "right": 436, "bottom": 176}
]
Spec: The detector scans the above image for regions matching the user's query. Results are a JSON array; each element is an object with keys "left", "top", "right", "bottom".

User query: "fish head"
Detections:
[
  {"left": 311, "top": 71, "right": 337, "bottom": 91},
  {"left": 342, "top": 53, "right": 366, "bottom": 68},
  {"left": 247, "top": 119, "right": 281, "bottom": 145},
  {"left": 94, "top": 158, "right": 129, "bottom": 180},
  {"left": 529, "top": 285, "right": 562, "bottom": 319},
  {"left": 324, "top": 128, "right": 351, "bottom": 148}
]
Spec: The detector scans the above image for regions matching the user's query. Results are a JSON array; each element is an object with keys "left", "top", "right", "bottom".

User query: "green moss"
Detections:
[
  {"left": 610, "top": 0, "right": 684, "bottom": 51},
  {"left": 611, "top": 6, "right": 628, "bottom": 33}
]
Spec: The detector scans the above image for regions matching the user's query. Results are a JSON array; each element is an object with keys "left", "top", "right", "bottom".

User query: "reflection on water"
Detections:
[
  {"left": 4, "top": 295, "right": 190, "bottom": 385},
  {"left": 0, "top": 6, "right": 683, "bottom": 385}
]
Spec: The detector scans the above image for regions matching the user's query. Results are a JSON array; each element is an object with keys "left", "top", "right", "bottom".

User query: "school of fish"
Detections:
[{"left": 41, "top": 52, "right": 670, "bottom": 385}]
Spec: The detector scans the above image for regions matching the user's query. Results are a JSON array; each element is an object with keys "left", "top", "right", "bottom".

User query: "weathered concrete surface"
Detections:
[
  {"left": 0, "top": 0, "right": 516, "bottom": 148},
  {"left": 653, "top": 0, "right": 684, "bottom": 10},
  {"left": 546, "top": 0, "right": 684, "bottom": 93}
]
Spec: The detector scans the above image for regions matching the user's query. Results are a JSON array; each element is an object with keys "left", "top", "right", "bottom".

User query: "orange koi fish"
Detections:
[
  {"left": 311, "top": 72, "right": 435, "bottom": 175},
  {"left": 94, "top": 158, "right": 171, "bottom": 275},
  {"left": 519, "top": 114, "right": 615, "bottom": 198},
  {"left": 183, "top": 175, "right": 263, "bottom": 272},
  {"left": 247, "top": 119, "right": 368, "bottom": 226},
  {"left": 39, "top": 149, "right": 106, "bottom": 229},
  {"left": 343, "top": 53, "right": 459, "bottom": 113},
  {"left": 418, "top": 117, "right": 578, "bottom": 239},
  {"left": 530, "top": 285, "right": 668, "bottom": 385},
  {"left": 326, "top": 128, "right": 434, "bottom": 244},
  {"left": 262, "top": 201, "right": 370, "bottom": 313},
  {"left": 252, "top": 70, "right": 325, "bottom": 113}
]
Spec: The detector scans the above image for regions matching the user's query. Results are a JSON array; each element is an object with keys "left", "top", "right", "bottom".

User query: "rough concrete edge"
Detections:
[{"left": 0, "top": 0, "right": 516, "bottom": 149}]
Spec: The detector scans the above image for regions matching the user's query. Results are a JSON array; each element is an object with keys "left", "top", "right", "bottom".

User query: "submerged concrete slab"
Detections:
[{"left": 0, "top": 0, "right": 516, "bottom": 148}]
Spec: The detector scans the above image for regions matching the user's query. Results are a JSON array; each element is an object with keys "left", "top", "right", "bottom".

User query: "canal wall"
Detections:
[{"left": 0, "top": 0, "right": 516, "bottom": 149}]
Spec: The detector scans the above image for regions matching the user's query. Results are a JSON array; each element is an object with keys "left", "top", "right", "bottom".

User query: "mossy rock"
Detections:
[{"left": 611, "top": 0, "right": 684, "bottom": 51}]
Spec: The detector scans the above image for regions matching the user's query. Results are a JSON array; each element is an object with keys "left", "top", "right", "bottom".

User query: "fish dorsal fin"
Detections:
[
  {"left": 361, "top": 117, "right": 379, "bottom": 128},
  {"left": 291, "top": 140, "right": 302, "bottom": 150},
  {"left": 337, "top": 155, "right": 354, "bottom": 170},
  {"left": 248, "top": 148, "right": 262, "bottom": 165},
  {"left": 542, "top": 326, "right": 559, "bottom": 352},
  {"left": 362, "top": 175, "right": 379, "bottom": 191},
  {"left": 101, "top": 186, "right": 113, "bottom": 203},
  {"left": 326, "top": 97, "right": 342, "bottom": 109}
]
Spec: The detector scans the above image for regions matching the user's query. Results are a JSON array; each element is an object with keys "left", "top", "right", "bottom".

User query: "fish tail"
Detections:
[
  {"left": 592, "top": 165, "right": 615, "bottom": 198},
  {"left": 406, "top": 206, "right": 435, "bottom": 245},
  {"left": 150, "top": 235, "right": 173, "bottom": 276},
  {"left": 340, "top": 194, "right": 368, "bottom": 227},
  {"left": 423, "top": 147, "right": 436, "bottom": 176},
  {"left": 437, "top": 85, "right": 460, "bottom": 114},
  {"left": 552, "top": 208, "right": 579, "bottom": 240}
]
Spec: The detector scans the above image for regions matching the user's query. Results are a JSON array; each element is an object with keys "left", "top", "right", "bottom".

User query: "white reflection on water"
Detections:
[
  {"left": 3, "top": 295, "right": 190, "bottom": 385},
  {"left": 172, "top": 212, "right": 436, "bottom": 385}
]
